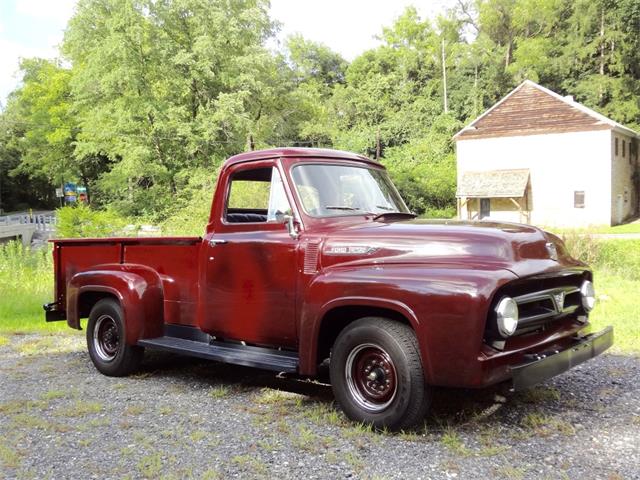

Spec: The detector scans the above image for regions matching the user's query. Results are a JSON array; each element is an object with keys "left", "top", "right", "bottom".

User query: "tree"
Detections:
[
  {"left": 561, "top": 0, "right": 640, "bottom": 129},
  {"left": 62, "top": 0, "right": 290, "bottom": 216}
]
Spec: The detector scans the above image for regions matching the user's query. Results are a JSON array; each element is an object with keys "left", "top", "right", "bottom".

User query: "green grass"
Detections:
[
  {"left": 590, "top": 271, "right": 640, "bottom": 355},
  {"left": 0, "top": 242, "right": 67, "bottom": 334}
]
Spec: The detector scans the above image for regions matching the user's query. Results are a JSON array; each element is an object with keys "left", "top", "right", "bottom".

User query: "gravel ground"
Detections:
[{"left": 0, "top": 333, "right": 638, "bottom": 480}]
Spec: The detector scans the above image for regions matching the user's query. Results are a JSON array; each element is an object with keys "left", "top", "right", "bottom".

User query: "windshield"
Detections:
[{"left": 291, "top": 164, "right": 410, "bottom": 217}]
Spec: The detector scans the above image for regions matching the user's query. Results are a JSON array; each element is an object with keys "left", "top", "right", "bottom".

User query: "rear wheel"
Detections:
[
  {"left": 87, "top": 298, "right": 143, "bottom": 376},
  {"left": 330, "top": 317, "right": 430, "bottom": 430}
]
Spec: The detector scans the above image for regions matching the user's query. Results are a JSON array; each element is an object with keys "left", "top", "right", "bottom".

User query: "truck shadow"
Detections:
[{"left": 141, "top": 351, "right": 517, "bottom": 427}]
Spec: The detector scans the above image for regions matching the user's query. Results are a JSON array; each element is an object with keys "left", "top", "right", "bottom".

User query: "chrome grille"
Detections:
[
  {"left": 485, "top": 272, "right": 589, "bottom": 346},
  {"left": 514, "top": 286, "right": 582, "bottom": 334}
]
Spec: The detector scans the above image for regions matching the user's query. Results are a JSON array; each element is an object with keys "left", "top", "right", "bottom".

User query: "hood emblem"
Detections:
[
  {"left": 546, "top": 242, "right": 558, "bottom": 261},
  {"left": 553, "top": 291, "right": 565, "bottom": 311},
  {"left": 325, "top": 245, "right": 377, "bottom": 256}
]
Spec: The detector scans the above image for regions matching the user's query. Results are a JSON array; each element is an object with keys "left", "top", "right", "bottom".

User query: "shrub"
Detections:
[
  {"left": 561, "top": 233, "right": 640, "bottom": 280},
  {"left": 56, "top": 204, "right": 130, "bottom": 238},
  {"left": 421, "top": 207, "right": 456, "bottom": 219},
  {"left": 560, "top": 232, "right": 603, "bottom": 267}
]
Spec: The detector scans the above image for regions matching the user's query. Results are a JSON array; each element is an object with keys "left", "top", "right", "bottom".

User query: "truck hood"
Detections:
[{"left": 318, "top": 219, "right": 585, "bottom": 278}]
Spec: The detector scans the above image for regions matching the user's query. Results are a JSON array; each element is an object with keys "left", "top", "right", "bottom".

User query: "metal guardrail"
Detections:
[{"left": 0, "top": 213, "right": 57, "bottom": 232}]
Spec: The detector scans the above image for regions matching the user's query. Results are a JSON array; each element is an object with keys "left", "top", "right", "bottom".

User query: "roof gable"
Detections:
[{"left": 455, "top": 80, "right": 638, "bottom": 140}]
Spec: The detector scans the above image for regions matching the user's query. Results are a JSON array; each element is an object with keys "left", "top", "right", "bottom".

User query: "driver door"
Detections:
[{"left": 200, "top": 163, "right": 299, "bottom": 347}]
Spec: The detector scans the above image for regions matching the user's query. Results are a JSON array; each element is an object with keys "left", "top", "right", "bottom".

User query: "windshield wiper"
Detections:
[
  {"left": 324, "top": 205, "right": 361, "bottom": 211},
  {"left": 375, "top": 205, "right": 395, "bottom": 211},
  {"left": 372, "top": 211, "right": 417, "bottom": 221}
]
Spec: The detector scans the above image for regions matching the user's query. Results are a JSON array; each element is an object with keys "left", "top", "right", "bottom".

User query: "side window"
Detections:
[{"left": 226, "top": 167, "right": 291, "bottom": 223}]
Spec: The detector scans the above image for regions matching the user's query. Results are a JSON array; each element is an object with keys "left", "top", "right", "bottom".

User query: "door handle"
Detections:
[{"left": 209, "top": 239, "right": 228, "bottom": 247}]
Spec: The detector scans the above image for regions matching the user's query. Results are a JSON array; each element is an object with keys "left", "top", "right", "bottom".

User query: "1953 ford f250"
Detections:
[{"left": 44, "top": 147, "right": 613, "bottom": 430}]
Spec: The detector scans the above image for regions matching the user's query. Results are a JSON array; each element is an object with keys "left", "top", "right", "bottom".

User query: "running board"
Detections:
[{"left": 137, "top": 336, "right": 299, "bottom": 373}]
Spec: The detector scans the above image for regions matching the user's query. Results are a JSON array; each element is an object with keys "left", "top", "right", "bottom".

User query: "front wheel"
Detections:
[
  {"left": 330, "top": 317, "right": 430, "bottom": 430},
  {"left": 86, "top": 298, "right": 143, "bottom": 376}
]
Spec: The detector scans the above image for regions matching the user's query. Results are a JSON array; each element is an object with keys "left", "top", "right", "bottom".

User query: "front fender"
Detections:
[
  {"left": 298, "top": 264, "right": 517, "bottom": 384},
  {"left": 67, "top": 264, "right": 164, "bottom": 344}
]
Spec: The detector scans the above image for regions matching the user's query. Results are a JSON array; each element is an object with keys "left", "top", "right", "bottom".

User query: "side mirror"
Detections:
[{"left": 283, "top": 214, "right": 300, "bottom": 240}]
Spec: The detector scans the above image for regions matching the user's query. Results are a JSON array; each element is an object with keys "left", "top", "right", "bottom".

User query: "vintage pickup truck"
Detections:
[{"left": 45, "top": 147, "right": 613, "bottom": 430}]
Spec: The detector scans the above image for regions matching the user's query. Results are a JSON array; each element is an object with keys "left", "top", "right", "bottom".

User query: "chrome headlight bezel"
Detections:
[
  {"left": 495, "top": 296, "right": 519, "bottom": 337},
  {"left": 580, "top": 280, "right": 596, "bottom": 312}
]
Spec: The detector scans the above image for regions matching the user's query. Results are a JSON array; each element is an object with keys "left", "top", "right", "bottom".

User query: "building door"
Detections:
[
  {"left": 616, "top": 194, "right": 624, "bottom": 225},
  {"left": 479, "top": 198, "right": 491, "bottom": 219}
]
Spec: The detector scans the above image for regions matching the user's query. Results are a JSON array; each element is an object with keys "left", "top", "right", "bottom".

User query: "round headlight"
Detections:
[
  {"left": 580, "top": 280, "right": 596, "bottom": 312},
  {"left": 495, "top": 297, "right": 519, "bottom": 337}
]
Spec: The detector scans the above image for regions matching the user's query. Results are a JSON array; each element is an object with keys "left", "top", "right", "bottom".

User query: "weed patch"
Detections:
[
  {"left": 55, "top": 400, "right": 104, "bottom": 417},
  {"left": 209, "top": 385, "right": 229, "bottom": 399},
  {"left": 440, "top": 427, "right": 471, "bottom": 456},
  {"left": 230, "top": 454, "right": 267, "bottom": 476},
  {"left": 0, "top": 439, "right": 22, "bottom": 468},
  {"left": 521, "top": 412, "right": 575, "bottom": 436}
]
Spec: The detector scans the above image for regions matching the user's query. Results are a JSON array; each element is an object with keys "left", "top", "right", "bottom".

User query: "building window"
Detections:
[
  {"left": 622, "top": 139, "right": 626, "bottom": 158},
  {"left": 615, "top": 137, "right": 619, "bottom": 156},
  {"left": 574, "top": 191, "right": 585, "bottom": 208}
]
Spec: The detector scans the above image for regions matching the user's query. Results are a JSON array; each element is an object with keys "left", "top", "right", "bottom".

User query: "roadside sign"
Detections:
[{"left": 56, "top": 188, "right": 63, "bottom": 198}]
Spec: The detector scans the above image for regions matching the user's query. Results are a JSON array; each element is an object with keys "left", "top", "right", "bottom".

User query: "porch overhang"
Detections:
[{"left": 456, "top": 169, "right": 530, "bottom": 198}]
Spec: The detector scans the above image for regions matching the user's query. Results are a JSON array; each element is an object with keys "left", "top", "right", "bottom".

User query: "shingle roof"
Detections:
[
  {"left": 454, "top": 80, "right": 639, "bottom": 140},
  {"left": 456, "top": 169, "right": 530, "bottom": 198}
]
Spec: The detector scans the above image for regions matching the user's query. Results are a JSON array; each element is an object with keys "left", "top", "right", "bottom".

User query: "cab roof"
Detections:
[{"left": 223, "top": 147, "right": 380, "bottom": 168}]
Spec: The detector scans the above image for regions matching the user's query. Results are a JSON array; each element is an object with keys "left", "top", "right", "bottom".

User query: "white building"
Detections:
[{"left": 455, "top": 80, "right": 639, "bottom": 227}]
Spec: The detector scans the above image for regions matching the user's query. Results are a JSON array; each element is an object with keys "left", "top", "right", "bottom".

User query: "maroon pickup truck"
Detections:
[{"left": 45, "top": 147, "right": 613, "bottom": 430}]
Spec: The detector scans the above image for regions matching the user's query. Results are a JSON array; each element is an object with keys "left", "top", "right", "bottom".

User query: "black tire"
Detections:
[
  {"left": 330, "top": 317, "right": 430, "bottom": 431},
  {"left": 86, "top": 298, "right": 143, "bottom": 376}
]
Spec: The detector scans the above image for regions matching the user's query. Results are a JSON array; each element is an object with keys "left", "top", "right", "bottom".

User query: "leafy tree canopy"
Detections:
[{"left": 0, "top": 0, "right": 638, "bottom": 218}]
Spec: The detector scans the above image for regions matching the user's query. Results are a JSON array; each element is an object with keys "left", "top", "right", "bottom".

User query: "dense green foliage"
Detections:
[
  {"left": 1, "top": 0, "right": 639, "bottom": 222},
  {"left": 56, "top": 204, "right": 132, "bottom": 238}
]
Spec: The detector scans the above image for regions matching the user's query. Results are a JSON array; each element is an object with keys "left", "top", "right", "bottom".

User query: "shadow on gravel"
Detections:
[{"left": 138, "top": 350, "right": 520, "bottom": 427}]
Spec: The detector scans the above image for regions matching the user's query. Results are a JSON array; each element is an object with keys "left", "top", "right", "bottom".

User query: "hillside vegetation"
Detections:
[{"left": 0, "top": 0, "right": 639, "bottom": 224}]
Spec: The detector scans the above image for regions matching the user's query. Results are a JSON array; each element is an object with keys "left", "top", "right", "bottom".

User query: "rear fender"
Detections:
[{"left": 66, "top": 264, "right": 164, "bottom": 344}]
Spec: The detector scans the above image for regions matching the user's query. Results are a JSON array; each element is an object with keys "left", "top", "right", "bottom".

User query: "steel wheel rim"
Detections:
[
  {"left": 93, "top": 314, "right": 119, "bottom": 362},
  {"left": 345, "top": 343, "right": 397, "bottom": 413}
]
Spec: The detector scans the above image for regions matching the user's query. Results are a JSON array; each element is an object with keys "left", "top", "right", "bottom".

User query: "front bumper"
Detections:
[{"left": 510, "top": 325, "right": 613, "bottom": 390}]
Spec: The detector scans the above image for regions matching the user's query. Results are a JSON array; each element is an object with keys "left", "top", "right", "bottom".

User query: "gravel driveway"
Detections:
[{"left": 0, "top": 333, "right": 638, "bottom": 480}]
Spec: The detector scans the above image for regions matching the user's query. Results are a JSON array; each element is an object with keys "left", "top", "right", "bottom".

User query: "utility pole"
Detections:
[{"left": 442, "top": 38, "right": 448, "bottom": 114}]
